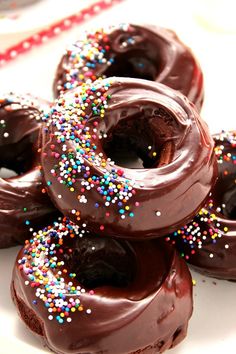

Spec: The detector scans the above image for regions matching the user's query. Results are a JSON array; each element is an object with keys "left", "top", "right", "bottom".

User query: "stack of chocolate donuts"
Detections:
[{"left": 1, "top": 23, "right": 235, "bottom": 354}]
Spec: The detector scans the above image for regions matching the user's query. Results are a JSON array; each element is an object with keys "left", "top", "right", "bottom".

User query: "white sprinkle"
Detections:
[
  {"left": 3, "top": 132, "right": 9, "bottom": 138},
  {"left": 225, "top": 244, "right": 229, "bottom": 249},
  {"left": 155, "top": 210, "right": 161, "bottom": 217},
  {"left": 86, "top": 309, "right": 92, "bottom": 314},
  {"left": 209, "top": 253, "right": 214, "bottom": 258},
  {"left": 48, "top": 315, "right": 53, "bottom": 321}
]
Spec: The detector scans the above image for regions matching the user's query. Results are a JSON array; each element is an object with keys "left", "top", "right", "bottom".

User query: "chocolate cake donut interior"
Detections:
[
  {"left": 62, "top": 235, "right": 137, "bottom": 288},
  {"left": 102, "top": 106, "right": 174, "bottom": 169}
]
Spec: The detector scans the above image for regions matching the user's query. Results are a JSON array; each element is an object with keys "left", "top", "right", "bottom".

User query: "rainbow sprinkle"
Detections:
[
  {"left": 0, "top": 92, "right": 48, "bottom": 116},
  {"left": 167, "top": 130, "right": 236, "bottom": 259},
  {"left": 56, "top": 23, "right": 134, "bottom": 94},
  {"left": 44, "top": 79, "right": 136, "bottom": 221},
  {"left": 18, "top": 217, "right": 93, "bottom": 324}
]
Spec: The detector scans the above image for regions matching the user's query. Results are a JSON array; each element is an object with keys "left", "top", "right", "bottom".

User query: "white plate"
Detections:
[{"left": 0, "top": 1, "right": 236, "bottom": 353}]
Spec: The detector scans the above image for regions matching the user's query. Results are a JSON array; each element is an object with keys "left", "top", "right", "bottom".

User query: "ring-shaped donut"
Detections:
[
  {"left": 41, "top": 77, "right": 217, "bottom": 239},
  {"left": 167, "top": 131, "right": 236, "bottom": 280},
  {"left": 0, "top": 93, "right": 58, "bottom": 248},
  {"left": 12, "top": 217, "right": 193, "bottom": 354},
  {"left": 53, "top": 23, "right": 204, "bottom": 110}
]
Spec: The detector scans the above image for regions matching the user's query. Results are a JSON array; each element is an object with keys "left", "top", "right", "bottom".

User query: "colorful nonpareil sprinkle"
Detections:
[
  {"left": 44, "top": 79, "right": 136, "bottom": 220},
  {"left": 214, "top": 130, "right": 236, "bottom": 167},
  {"left": 18, "top": 217, "right": 92, "bottom": 324},
  {"left": 166, "top": 201, "right": 225, "bottom": 260},
  {"left": 167, "top": 130, "right": 236, "bottom": 259},
  {"left": 0, "top": 93, "right": 48, "bottom": 157},
  {"left": 55, "top": 23, "right": 133, "bottom": 94},
  {"left": 0, "top": 92, "right": 48, "bottom": 117}
]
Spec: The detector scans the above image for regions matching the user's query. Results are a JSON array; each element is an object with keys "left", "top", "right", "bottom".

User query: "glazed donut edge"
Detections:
[
  {"left": 53, "top": 23, "right": 204, "bottom": 111},
  {"left": 41, "top": 77, "right": 217, "bottom": 239},
  {"left": 168, "top": 131, "right": 236, "bottom": 280},
  {"left": 0, "top": 93, "right": 58, "bottom": 248}
]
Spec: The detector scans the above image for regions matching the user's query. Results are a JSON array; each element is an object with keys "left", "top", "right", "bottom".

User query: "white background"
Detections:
[{"left": 0, "top": 0, "right": 236, "bottom": 353}]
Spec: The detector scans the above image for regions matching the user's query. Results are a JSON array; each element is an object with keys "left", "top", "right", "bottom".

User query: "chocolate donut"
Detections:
[
  {"left": 53, "top": 23, "right": 204, "bottom": 110},
  {"left": 41, "top": 77, "right": 217, "bottom": 239},
  {"left": 167, "top": 131, "right": 236, "bottom": 280},
  {"left": 12, "top": 217, "right": 193, "bottom": 354},
  {"left": 0, "top": 93, "right": 58, "bottom": 248}
]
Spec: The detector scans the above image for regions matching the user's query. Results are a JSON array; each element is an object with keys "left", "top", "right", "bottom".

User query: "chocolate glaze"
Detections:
[
  {"left": 41, "top": 77, "right": 217, "bottom": 239},
  {"left": 12, "top": 221, "right": 193, "bottom": 354},
  {"left": 53, "top": 23, "right": 204, "bottom": 111},
  {"left": 168, "top": 131, "right": 236, "bottom": 280},
  {"left": 0, "top": 94, "right": 58, "bottom": 248}
]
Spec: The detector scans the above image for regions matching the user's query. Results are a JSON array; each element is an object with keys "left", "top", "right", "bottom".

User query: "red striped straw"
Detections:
[{"left": 0, "top": 0, "right": 123, "bottom": 66}]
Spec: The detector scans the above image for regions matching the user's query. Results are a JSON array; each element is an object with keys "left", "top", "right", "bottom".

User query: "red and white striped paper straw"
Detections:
[{"left": 0, "top": 0, "right": 123, "bottom": 66}]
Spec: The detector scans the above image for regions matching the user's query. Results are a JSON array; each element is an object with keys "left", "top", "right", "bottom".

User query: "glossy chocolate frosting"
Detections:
[
  {"left": 168, "top": 131, "right": 236, "bottom": 280},
  {"left": 0, "top": 94, "right": 58, "bottom": 248},
  {"left": 41, "top": 77, "right": 217, "bottom": 239},
  {"left": 53, "top": 23, "right": 204, "bottom": 111},
  {"left": 12, "top": 219, "right": 193, "bottom": 354}
]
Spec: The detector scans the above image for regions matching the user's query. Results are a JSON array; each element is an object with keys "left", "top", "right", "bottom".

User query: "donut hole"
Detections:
[
  {"left": 62, "top": 236, "right": 137, "bottom": 289},
  {"left": 105, "top": 50, "right": 160, "bottom": 82},
  {"left": 0, "top": 132, "right": 38, "bottom": 175},
  {"left": 102, "top": 112, "right": 175, "bottom": 169},
  {"left": 216, "top": 154, "right": 236, "bottom": 220},
  {"left": 105, "top": 29, "right": 165, "bottom": 82},
  {"left": 221, "top": 188, "right": 236, "bottom": 220},
  {"left": 228, "top": 206, "right": 236, "bottom": 220},
  {"left": 0, "top": 105, "right": 40, "bottom": 175}
]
